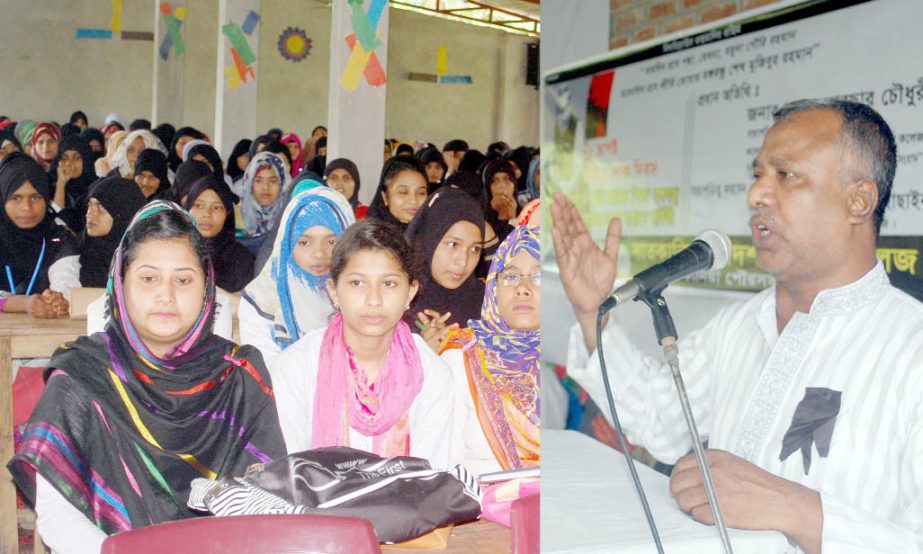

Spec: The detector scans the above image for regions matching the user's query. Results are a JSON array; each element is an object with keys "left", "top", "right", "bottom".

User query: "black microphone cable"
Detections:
[{"left": 595, "top": 306, "right": 665, "bottom": 554}]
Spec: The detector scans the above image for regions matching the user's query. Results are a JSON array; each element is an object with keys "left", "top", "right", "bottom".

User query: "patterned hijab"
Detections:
[
  {"left": 8, "top": 201, "right": 285, "bottom": 534},
  {"left": 243, "top": 186, "right": 354, "bottom": 349},
  {"left": 453, "top": 225, "right": 541, "bottom": 469},
  {"left": 30, "top": 122, "right": 62, "bottom": 171},
  {"left": 239, "top": 151, "right": 293, "bottom": 237}
]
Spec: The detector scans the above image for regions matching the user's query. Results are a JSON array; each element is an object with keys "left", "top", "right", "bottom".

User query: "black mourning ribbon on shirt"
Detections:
[{"left": 779, "top": 387, "right": 841, "bottom": 475}]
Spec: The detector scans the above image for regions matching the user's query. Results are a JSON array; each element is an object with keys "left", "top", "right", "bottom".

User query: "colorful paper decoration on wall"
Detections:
[
  {"left": 223, "top": 10, "right": 260, "bottom": 91},
  {"left": 278, "top": 27, "right": 312, "bottom": 62},
  {"left": 406, "top": 46, "right": 473, "bottom": 85},
  {"left": 340, "top": 0, "right": 388, "bottom": 92},
  {"left": 76, "top": 0, "right": 155, "bottom": 42},
  {"left": 159, "top": 2, "right": 189, "bottom": 60}
]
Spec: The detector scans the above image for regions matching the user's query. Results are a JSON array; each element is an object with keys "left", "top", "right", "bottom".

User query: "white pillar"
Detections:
[
  {"left": 327, "top": 0, "right": 389, "bottom": 205},
  {"left": 214, "top": 0, "right": 261, "bottom": 158},
  {"left": 152, "top": 0, "right": 187, "bottom": 126}
]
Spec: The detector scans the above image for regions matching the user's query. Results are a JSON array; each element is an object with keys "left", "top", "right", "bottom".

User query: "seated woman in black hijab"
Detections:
[
  {"left": 405, "top": 186, "right": 486, "bottom": 351},
  {"left": 50, "top": 135, "right": 97, "bottom": 232},
  {"left": 8, "top": 201, "right": 286, "bottom": 552},
  {"left": 77, "top": 176, "right": 147, "bottom": 287},
  {"left": 133, "top": 148, "right": 171, "bottom": 200},
  {"left": 0, "top": 153, "right": 79, "bottom": 317},
  {"left": 184, "top": 176, "right": 254, "bottom": 292},
  {"left": 367, "top": 155, "right": 429, "bottom": 233}
]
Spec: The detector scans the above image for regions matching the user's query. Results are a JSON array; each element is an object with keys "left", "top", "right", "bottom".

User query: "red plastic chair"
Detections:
[
  {"left": 100, "top": 514, "right": 382, "bottom": 554},
  {"left": 510, "top": 492, "right": 540, "bottom": 554}
]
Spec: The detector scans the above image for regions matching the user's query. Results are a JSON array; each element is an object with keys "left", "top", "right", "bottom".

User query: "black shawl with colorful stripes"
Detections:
[{"left": 8, "top": 334, "right": 286, "bottom": 534}]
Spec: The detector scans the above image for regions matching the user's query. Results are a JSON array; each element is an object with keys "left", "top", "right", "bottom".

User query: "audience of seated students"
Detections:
[
  {"left": 94, "top": 130, "right": 126, "bottom": 178},
  {"left": 133, "top": 148, "right": 170, "bottom": 200},
  {"left": 166, "top": 126, "right": 207, "bottom": 173},
  {"left": 419, "top": 147, "right": 448, "bottom": 195},
  {"left": 170, "top": 159, "right": 212, "bottom": 205},
  {"left": 182, "top": 140, "right": 225, "bottom": 185},
  {"left": 482, "top": 158, "right": 519, "bottom": 244},
  {"left": 405, "top": 186, "right": 486, "bottom": 350},
  {"left": 280, "top": 132, "right": 303, "bottom": 178},
  {"left": 8, "top": 203, "right": 286, "bottom": 553},
  {"left": 50, "top": 135, "right": 96, "bottom": 231},
  {"left": 110, "top": 129, "right": 165, "bottom": 180},
  {"left": 238, "top": 151, "right": 293, "bottom": 255},
  {"left": 0, "top": 153, "right": 79, "bottom": 317},
  {"left": 240, "top": 187, "right": 354, "bottom": 364},
  {"left": 440, "top": 224, "right": 541, "bottom": 475},
  {"left": 269, "top": 219, "right": 454, "bottom": 467},
  {"left": 78, "top": 176, "right": 147, "bottom": 288},
  {"left": 2, "top": 111, "right": 543, "bottom": 545},
  {"left": 367, "top": 155, "right": 429, "bottom": 232},
  {"left": 30, "top": 123, "right": 61, "bottom": 177},
  {"left": 225, "top": 138, "right": 252, "bottom": 190},
  {"left": 183, "top": 176, "right": 254, "bottom": 293},
  {"left": 324, "top": 157, "right": 366, "bottom": 220}
]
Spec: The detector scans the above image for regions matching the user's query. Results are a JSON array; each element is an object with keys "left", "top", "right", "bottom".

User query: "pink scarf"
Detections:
[{"left": 312, "top": 313, "right": 423, "bottom": 457}]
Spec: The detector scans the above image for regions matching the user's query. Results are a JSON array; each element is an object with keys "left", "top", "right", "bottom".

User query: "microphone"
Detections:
[{"left": 600, "top": 230, "right": 732, "bottom": 313}]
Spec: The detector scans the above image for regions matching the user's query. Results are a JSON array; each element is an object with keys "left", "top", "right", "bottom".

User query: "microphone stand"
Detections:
[{"left": 637, "top": 289, "right": 734, "bottom": 554}]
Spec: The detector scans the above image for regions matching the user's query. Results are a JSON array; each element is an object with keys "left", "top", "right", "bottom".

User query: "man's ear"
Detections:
[{"left": 847, "top": 179, "right": 878, "bottom": 224}]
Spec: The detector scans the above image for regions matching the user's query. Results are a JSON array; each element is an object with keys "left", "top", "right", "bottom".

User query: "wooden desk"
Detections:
[
  {"left": 382, "top": 519, "right": 511, "bottom": 553},
  {"left": 1, "top": 314, "right": 87, "bottom": 554}
]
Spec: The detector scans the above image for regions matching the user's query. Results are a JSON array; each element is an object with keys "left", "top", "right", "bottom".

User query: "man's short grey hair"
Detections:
[{"left": 773, "top": 99, "right": 896, "bottom": 235}]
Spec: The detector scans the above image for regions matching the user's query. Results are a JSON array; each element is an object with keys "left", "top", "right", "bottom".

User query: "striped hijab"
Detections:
[{"left": 8, "top": 201, "right": 286, "bottom": 534}]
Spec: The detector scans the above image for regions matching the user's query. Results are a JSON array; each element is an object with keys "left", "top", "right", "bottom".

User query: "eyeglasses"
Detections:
[{"left": 497, "top": 272, "right": 541, "bottom": 287}]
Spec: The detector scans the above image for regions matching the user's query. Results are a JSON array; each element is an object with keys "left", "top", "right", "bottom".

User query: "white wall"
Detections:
[{"left": 0, "top": 0, "right": 538, "bottom": 150}]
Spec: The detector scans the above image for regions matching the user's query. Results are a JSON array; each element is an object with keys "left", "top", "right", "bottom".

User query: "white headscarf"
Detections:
[{"left": 112, "top": 130, "right": 167, "bottom": 178}]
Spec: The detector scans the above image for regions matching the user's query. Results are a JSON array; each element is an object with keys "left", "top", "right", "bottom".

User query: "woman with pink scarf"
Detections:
[{"left": 268, "top": 219, "right": 454, "bottom": 468}]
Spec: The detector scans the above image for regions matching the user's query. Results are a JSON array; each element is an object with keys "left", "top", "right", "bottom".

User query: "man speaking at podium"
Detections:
[{"left": 552, "top": 99, "right": 923, "bottom": 553}]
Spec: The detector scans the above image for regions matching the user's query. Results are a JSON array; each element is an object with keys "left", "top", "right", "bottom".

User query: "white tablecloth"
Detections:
[{"left": 542, "top": 430, "right": 794, "bottom": 553}]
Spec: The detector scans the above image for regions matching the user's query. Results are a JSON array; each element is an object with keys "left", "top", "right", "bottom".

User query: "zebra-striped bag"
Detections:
[{"left": 188, "top": 446, "right": 482, "bottom": 543}]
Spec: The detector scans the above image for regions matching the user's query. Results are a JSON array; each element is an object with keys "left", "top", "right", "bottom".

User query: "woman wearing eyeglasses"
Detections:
[{"left": 439, "top": 224, "right": 540, "bottom": 475}]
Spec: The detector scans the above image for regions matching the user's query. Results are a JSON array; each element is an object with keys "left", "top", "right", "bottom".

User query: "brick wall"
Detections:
[{"left": 610, "top": 0, "right": 786, "bottom": 50}]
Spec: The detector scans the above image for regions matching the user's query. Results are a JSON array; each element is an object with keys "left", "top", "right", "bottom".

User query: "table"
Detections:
[
  {"left": 383, "top": 519, "right": 511, "bottom": 553},
  {"left": 1, "top": 314, "right": 87, "bottom": 554},
  {"left": 542, "top": 430, "right": 793, "bottom": 553}
]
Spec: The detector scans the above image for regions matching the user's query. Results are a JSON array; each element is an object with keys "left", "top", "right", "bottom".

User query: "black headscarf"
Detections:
[
  {"left": 50, "top": 135, "right": 98, "bottom": 230},
  {"left": 418, "top": 147, "right": 447, "bottom": 194},
  {"left": 0, "top": 153, "right": 78, "bottom": 294},
  {"left": 458, "top": 149, "right": 487, "bottom": 174},
  {"left": 1, "top": 128, "right": 22, "bottom": 153},
  {"left": 248, "top": 134, "right": 274, "bottom": 160},
  {"left": 184, "top": 176, "right": 255, "bottom": 292},
  {"left": 506, "top": 146, "right": 533, "bottom": 193},
  {"left": 324, "top": 157, "right": 361, "bottom": 209},
  {"left": 482, "top": 158, "right": 518, "bottom": 243},
  {"left": 405, "top": 186, "right": 485, "bottom": 329},
  {"left": 445, "top": 170, "right": 488, "bottom": 212},
  {"left": 170, "top": 159, "right": 212, "bottom": 204},
  {"left": 78, "top": 177, "right": 147, "bottom": 287},
  {"left": 153, "top": 123, "right": 176, "bottom": 152},
  {"left": 134, "top": 149, "right": 170, "bottom": 199},
  {"left": 186, "top": 142, "right": 225, "bottom": 184},
  {"left": 79, "top": 127, "right": 106, "bottom": 163},
  {"left": 367, "top": 155, "right": 427, "bottom": 232},
  {"left": 225, "top": 138, "right": 252, "bottom": 182},
  {"left": 167, "top": 126, "right": 206, "bottom": 172},
  {"left": 8, "top": 202, "right": 285, "bottom": 535}
]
